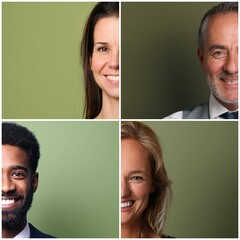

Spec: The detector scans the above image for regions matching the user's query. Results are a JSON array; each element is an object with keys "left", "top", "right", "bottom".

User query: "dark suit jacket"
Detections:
[{"left": 29, "top": 223, "right": 55, "bottom": 238}]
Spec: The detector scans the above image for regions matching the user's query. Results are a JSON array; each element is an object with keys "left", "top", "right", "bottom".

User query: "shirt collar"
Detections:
[
  {"left": 14, "top": 222, "right": 30, "bottom": 238},
  {"left": 209, "top": 94, "right": 230, "bottom": 119}
]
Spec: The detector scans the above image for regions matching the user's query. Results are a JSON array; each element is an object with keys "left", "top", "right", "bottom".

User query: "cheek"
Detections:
[
  {"left": 204, "top": 59, "right": 224, "bottom": 77},
  {"left": 91, "top": 54, "right": 107, "bottom": 74},
  {"left": 133, "top": 184, "right": 151, "bottom": 201},
  {"left": 17, "top": 181, "right": 30, "bottom": 195}
]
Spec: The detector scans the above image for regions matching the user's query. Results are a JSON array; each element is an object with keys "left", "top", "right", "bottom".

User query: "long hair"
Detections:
[
  {"left": 80, "top": 2, "right": 119, "bottom": 119},
  {"left": 121, "top": 121, "right": 172, "bottom": 236}
]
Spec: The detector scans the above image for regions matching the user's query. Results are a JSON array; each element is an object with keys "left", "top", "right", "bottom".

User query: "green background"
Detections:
[
  {"left": 122, "top": 2, "right": 218, "bottom": 119},
  {"left": 3, "top": 2, "right": 96, "bottom": 119},
  {"left": 7, "top": 121, "right": 119, "bottom": 238},
  {"left": 142, "top": 121, "right": 238, "bottom": 238}
]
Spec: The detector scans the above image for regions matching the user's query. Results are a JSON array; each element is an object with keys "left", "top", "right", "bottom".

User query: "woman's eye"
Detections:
[
  {"left": 212, "top": 50, "right": 226, "bottom": 59},
  {"left": 130, "top": 176, "right": 144, "bottom": 182},
  {"left": 98, "top": 47, "right": 108, "bottom": 52}
]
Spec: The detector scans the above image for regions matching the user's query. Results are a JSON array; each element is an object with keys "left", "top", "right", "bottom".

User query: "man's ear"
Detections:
[
  {"left": 32, "top": 172, "right": 39, "bottom": 193},
  {"left": 198, "top": 48, "right": 204, "bottom": 70}
]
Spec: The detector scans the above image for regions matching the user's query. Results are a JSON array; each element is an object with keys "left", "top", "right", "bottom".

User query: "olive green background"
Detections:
[
  {"left": 3, "top": 2, "right": 96, "bottom": 119},
  {"left": 6, "top": 121, "right": 119, "bottom": 238},
  {"left": 122, "top": 2, "right": 218, "bottom": 119},
  {"left": 141, "top": 121, "right": 238, "bottom": 238}
]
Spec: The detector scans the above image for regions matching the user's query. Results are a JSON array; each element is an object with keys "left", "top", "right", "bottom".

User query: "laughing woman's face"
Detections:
[
  {"left": 121, "top": 139, "right": 154, "bottom": 226},
  {"left": 91, "top": 16, "right": 119, "bottom": 100}
]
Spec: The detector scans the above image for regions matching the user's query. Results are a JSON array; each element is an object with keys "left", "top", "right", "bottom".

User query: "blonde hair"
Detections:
[{"left": 121, "top": 121, "right": 172, "bottom": 236}]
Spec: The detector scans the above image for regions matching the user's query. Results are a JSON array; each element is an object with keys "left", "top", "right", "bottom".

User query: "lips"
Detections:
[
  {"left": 121, "top": 200, "right": 134, "bottom": 209},
  {"left": 220, "top": 74, "right": 238, "bottom": 85},
  {"left": 2, "top": 195, "right": 22, "bottom": 210},
  {"left": 2, "top": 199, "right": 15, "bottom": 205},
  {"left": 105, "top": 75, "right": 119, "bottom": 81}
]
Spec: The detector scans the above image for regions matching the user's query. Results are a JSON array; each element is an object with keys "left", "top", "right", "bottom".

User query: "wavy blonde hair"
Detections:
[{"left": 121, "top": 121, "right": 172, "bottom": 236}]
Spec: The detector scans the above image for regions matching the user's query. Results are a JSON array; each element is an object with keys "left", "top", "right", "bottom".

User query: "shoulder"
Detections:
[
  {"left": 164, "top": 111, "right": 183, "bottom": 119},
  {"left": 164, "top": 102, "right": 209, "bottom": 119},
  {"left": 29, "top": 223, "right": 56, "bottom": 238},
  {"left": 183, "top": 102, "right": 209, "bottom": 119}
]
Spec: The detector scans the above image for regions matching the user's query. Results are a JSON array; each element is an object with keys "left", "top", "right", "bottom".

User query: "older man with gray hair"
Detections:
[{"left": 165, "top": 2, "right": 238, "bottom": 119}]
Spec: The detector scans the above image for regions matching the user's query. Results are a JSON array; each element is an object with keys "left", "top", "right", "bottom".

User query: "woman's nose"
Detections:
[
  {"left": 121, "top": 178, "right": 130, "bottom": 198},
  {"left": 109, "top": 50, "right": 119, "bottom": 70}
]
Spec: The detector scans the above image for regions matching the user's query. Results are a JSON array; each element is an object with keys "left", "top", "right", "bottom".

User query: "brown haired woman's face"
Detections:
[
  {"left": 121, "top": 139, "right": 154, "bottom": 226},
  {"left": 91, "top": 16, "right": 119, "bottom": 99}
]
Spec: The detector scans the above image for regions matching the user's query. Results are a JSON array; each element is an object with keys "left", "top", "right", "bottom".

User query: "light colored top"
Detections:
[
  {"left": 164, "top": 94, "right": 236, "bottom": 119},
  {"left": 14, "top": 222, "right": 30, "bottom": 238}
]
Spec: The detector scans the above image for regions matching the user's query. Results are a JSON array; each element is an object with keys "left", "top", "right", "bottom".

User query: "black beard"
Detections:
[{"left": 2, "top": 189, "right": 34, "bottom": 229}]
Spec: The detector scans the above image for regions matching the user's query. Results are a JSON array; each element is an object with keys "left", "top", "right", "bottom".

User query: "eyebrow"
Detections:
[
  {"left": 11, "top": 166, "right": 28, "bottom": 172},
  {"left": 128, "top": 170, "right": 147, "bottom": 175},
  {"left": 94, "top": 42, "right": 108, "bottom": 46},
  {"left": 208, "top": 44, "right": 226, "bottom": 51}
]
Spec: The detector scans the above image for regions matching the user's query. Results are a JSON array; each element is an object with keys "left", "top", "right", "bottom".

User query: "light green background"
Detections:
[
  {"left": 142, "top": 121, "right": 238, "bottom": 237},
  {"left": 7, "top": 121, "right": 119, "bottom": 238},
  {"left": 3, "top": 2, "right": 96, "bottom": 119},
  {"left": 122, "top": 2, "right": 218, "bottom": 119}
]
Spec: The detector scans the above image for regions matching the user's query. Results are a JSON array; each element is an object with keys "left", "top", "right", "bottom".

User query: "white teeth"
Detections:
[
  {"left": 2, "top": 199, "right": 15, "bottom": 205},
  {"left": 121, "top": 201, "right": 133, "bottom": 208},
  {"left": 107, "top": 75, "right": 119, "bottom": 81},
  {"left": 222, "top": 80, "right": 238, "bottom": 85}
]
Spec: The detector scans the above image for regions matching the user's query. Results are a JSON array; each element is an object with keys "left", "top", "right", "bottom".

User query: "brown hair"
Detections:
[{"left": 81, "top": 2, "right": 119, "bottom": 119}]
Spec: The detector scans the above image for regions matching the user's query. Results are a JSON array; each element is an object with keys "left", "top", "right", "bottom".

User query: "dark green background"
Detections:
[
  {"left": 143, "top": 121, "right": 238, "bottom": 237},
  {"left": 122, "top": 2, "right": 218, "bottom": 119}
]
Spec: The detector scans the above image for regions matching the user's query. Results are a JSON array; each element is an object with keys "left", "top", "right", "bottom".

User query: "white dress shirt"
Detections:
[
  {"left": 164, "top": 94, "right": 237, "bottom": 119},
  {"left": 14, "top": 222, "right": 30, "bottom": 238}
]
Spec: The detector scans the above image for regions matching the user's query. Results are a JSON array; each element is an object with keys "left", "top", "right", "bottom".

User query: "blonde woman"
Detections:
[{"left": 121, "top": 121, "right": 172, "bottom": 238}]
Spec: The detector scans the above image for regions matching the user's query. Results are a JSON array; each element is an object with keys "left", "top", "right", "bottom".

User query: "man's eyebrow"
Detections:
[
  {"left": 208, "top": 44, "right": 226, "bottom": 51},
  {"left": 11, "top": 166, "right": 28, "bottom": 172}
]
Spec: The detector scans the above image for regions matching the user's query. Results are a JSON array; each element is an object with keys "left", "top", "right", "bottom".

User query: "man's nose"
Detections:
[
  {"left": 2, "top": 174, "right": 16, "bottom": 193},
  {"left": 224, "top": 52, "right": 238, "bottom": 74},
  {"left": 121, "top": 178, "right": 130, "bottom": 198}
]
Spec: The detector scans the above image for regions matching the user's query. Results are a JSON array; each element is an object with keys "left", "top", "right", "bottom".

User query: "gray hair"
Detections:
[
  {"left": 121, "top": 121, "right": 172, "bottom": 237},
  {"left": 198, "top": 2, "right": 238, "bottom": 51}
]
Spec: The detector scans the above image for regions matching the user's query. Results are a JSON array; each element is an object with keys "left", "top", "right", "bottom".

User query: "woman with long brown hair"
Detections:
[{"left": 81, "top": 2, "right": 119, "bottom": 119}]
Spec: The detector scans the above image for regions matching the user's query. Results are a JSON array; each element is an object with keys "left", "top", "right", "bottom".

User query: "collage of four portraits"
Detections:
[{"left": 2, "top": 1, "right": 238, "bottom": 238}]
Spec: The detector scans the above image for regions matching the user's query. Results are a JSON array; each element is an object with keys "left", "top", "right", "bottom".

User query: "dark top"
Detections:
[{"left": 29, "top": 223, "right": 56, "bottom": 238}]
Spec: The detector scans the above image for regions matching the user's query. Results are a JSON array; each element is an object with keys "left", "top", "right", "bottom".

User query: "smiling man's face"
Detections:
[
  {"left": 198, "top": 12, "right": 238, "bottom": 111},
  {"left": 2, "top": 145, "right": 38, "bottom": 229}
]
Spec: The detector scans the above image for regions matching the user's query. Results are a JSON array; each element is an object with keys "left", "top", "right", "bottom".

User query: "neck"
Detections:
[
  {"left": 215, "top": 96, "right": 238, "bottom": 111},
  {"left": 121, "top": 220, "right": 160, "bottom": 238},
  {"left": 96, "top": 94, "right": 119, "bottom": 119},
  {"left": 121, "top": 221, "right": 143, "bottom": 238},
  {"left": 2, "top": 219, "right": 27, "bottom": 238}
]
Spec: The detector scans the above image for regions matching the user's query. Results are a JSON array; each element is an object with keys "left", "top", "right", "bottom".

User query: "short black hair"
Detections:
[{"left": 2, "top": 122, "right": 40, "bottom": 173}]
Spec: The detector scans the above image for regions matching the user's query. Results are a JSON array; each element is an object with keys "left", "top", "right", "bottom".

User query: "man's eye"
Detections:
[
  {"left": 12, "top": 172, "right": 25, "bottom": 179},
  {"left": 213, "top": 50, "right": 226, "bottom": 59}
]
